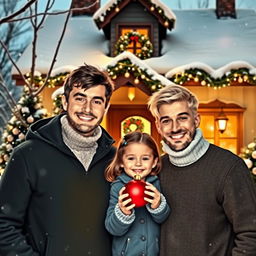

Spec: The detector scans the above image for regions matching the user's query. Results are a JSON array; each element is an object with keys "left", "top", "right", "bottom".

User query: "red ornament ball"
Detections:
[{"left": 124, "top": 179, "right": 147, "bottom": 207}]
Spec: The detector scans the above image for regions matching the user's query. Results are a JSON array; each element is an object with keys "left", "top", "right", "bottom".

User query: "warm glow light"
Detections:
[
  {"left": 215, "top": 109, "right": 228, "bottom": 133},
  {"left": 125, "top": 72, "right": 130, "bottom": 78},
  {"left": 134, "top": 78, "right": 140, "bottom": 84},
  {"left": 128, "top": 87, "right": 135, "bottom": 101}
]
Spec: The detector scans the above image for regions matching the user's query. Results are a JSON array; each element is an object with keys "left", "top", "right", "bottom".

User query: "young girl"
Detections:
[{"left": 105, "top": 132, "right": 170, "bottom": 256}]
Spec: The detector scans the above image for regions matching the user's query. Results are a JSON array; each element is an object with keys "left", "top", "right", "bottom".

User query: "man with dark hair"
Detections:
[
  {"left": 148, "top": 84, "right": 256, "bottom": 256},
  {"left": 0, "top": 64, "right": 116, "bottom": 256}
]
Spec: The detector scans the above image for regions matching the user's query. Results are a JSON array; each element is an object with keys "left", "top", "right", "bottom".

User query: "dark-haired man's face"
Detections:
[
  {"left": 62, "top": 85, "right": 108, "bottom": 136},
  {"left": 156, "top": 101, "right": 200, "bottom": 151}
]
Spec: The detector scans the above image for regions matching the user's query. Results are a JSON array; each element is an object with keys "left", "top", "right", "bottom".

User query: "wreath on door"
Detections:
[
  {"left": 123, "top": 117, "right": 144, "bottom": 134},
  {"left": 115, "top": 31, "right": 153, "bottom": 60}
]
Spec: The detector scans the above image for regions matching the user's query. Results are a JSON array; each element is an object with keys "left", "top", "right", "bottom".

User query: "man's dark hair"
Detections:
[{"left": 63, "top": 64, "right": 114, "bottom": 107}]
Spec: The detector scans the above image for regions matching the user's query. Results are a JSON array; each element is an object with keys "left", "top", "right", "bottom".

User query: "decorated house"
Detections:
[{"left": 12, "top": 0, "right": 256, "bottom": 159}]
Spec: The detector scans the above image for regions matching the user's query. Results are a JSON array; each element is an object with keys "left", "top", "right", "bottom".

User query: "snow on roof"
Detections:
[
  {"left": 15, "top": 9, "right": 256, "bottom": 78},
  {"left": 150, "top": 0, "right": 177, "bottom": 20},
  {"left": 93, "top": 0, "right": 176, "bottom": 24},
  {"left": 166, "top": 61, "right": 256, "bottom": 79},
  {"left": 106, "top": 51, "right": 173, "bottom": 86},
  {"left": 51, "top": 65, "right": 77, "bottom": 76}
]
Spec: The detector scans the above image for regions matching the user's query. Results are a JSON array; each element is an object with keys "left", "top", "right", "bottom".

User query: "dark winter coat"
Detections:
[
  {"left": 0, "top": 114, "right": 116, "bottom": 256},
  {"left": 105, "top": 173, "right": 170, "bottom": 256}
]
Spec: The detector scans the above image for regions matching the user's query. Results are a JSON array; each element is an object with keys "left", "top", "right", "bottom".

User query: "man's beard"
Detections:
[
  {"left": 163, "top": 128, "right": 196, "bottom": 152},
  {"left": 66, "top": 112, "right": 102, "bottom": 136}
]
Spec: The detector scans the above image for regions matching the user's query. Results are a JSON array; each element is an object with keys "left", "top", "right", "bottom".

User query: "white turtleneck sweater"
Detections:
[
  {"left": 61, "top": 115, "right": 102, "bottom": 172},
  {"left": 161, "top": 128, "right": 210, "bottom": 167}
]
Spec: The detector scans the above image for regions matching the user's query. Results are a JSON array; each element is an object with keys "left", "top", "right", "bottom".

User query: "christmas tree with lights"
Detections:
[
  {"left": 240, "top": 138, "right": 256, "bottom": 184},
  {"left": 0, "top": 87, "right": 47, "bottom": 175}
]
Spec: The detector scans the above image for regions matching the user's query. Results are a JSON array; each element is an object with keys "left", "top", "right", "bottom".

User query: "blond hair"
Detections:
[{"left": 148, "top": 84, "right": 199, "bottom": 118}]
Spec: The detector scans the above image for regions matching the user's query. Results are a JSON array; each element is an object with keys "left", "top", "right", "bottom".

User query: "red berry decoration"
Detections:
[{"left": 124, "top": 175, "right": 147, "bottom": 207}]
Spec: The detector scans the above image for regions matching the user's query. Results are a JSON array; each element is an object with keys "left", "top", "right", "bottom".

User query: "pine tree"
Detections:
[
  {"left": 240, "top": 138, "right": 256, "bottom": 184},
  {"left": 0, "top": 87, "right": 47, "bottom": 175}
]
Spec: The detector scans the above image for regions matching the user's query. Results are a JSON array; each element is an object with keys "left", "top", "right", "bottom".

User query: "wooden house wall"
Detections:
[{"left": 110, "top": 1, "right": 160, "bottom": 57}]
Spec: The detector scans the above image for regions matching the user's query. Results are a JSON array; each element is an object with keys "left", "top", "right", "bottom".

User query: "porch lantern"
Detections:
[
  {"left": 215, "top": 108, "right": 228, "bottom": 133},
  {"left": 128, "top": 87, "right": 135, "bottom": 101}
]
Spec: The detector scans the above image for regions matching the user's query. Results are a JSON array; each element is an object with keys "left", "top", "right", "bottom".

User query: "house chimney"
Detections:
[
  {"left": 216, "top": 0, "right": 236, "bottom": 19},
  {"left": 71, "top": 0, "right": 100, "bottom": 16}
]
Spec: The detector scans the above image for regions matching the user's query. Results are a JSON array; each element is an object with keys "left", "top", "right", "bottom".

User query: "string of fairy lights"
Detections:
[
  {"left": 24, "top": 65, "right": 256, "bottom": 94},
  {"left": 94, "top": 0, "right": 174, "bottom": 29},
  {"left": 106, "top": 59, "right": 165, "bottom": 92},
  {"left": 170, "top": 67, "right": 256, "bottom": 89},
  {"left": 24, "top": 72, "right": 69, "bottom": 88}
]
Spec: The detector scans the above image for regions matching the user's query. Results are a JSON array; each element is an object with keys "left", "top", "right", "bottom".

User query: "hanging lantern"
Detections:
[
  {"left": 215, "top": 109, "right": 228, "bottom": 133},
  {"left": 128, "top": 87, "right": 135, "bottom": 101}
]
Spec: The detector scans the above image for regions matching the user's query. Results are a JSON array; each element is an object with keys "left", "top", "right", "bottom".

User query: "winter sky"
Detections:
[{"left": 49, "top": 0, "right": 256, "bottom": 11}]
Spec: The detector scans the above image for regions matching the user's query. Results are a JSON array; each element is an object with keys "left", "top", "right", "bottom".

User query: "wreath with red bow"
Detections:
[
  {"left": 123, "top": 118, "right": 144, "bottom": 134},
  {"left": 115, "top": 31, "right": 153, "bottom": 60}
]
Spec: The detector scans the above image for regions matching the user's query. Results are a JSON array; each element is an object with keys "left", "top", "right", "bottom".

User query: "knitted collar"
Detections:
[
  {"left": 61, "top": 115, "right": 102, "bottom": 151},
  {"left": 161, "top": 128, "right": 210, "bottom": 167}
]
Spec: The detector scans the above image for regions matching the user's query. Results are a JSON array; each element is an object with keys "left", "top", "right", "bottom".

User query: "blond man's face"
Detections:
[{"left": 156, "top": 101, "right": 200, "bottom": 151}]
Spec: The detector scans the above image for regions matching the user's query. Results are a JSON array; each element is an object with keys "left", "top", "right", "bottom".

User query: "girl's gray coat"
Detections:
[{"left": 105, "top": 173, "right": 170, "bottom": 256}]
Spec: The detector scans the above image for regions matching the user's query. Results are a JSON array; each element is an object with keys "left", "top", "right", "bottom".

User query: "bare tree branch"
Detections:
[
  {"left": 37, "top": 0, "right": 55, "bottom": 28},
  {"left": 33, "top": 6, "right": 72, "bottom": 96},
  {"left": 29, "top": 1, "right": 38, "bottom": 91},
  {"left": 0, "top": 40, "right": 29, "bottom": 88},
  {"left": 3, "top": 2, "right": 99, "bottom": 23},
  {"left": 0, "top": 0, "right": 38, "bottom": 24},
  {"left": 0, "top": 73, "right": 17, "bottom": 108}
]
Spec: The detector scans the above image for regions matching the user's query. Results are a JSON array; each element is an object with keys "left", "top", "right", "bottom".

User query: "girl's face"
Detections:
[{"left": 121, "top": 142, "right": 158, "bottom": 180}]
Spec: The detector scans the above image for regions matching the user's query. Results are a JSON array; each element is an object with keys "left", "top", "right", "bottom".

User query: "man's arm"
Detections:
[{"left": 221, "top": 158, "right": 256, "bottom": 256}]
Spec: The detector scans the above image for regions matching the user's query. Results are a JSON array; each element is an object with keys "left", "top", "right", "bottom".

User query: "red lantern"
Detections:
[{"left": 124, "top": 175, "right": 147, "bottom": 207}]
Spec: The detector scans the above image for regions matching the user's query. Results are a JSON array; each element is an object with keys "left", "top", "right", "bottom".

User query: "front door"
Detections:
[{"left": 107, "top": 104, "right": 161, "bottom": 147}]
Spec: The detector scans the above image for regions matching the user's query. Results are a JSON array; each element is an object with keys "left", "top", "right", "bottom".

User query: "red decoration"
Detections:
[
  {"left": 130, "top": 35, "right": 139, "bottom": 42},
  {"left": 124, "top": 177, "right": 147, "bottom": 207}
]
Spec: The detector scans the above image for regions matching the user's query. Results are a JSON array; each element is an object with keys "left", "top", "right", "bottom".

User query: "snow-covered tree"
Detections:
[
  {"left": 240, "top": 138, "right": 256, "bottom": 184},
  {"left": 0, "top": 0, "right": 72, "bottom": 176},
  {"left": 0, "top": 87, "right": 47, "bottom": 175},
  {"left": 0, "top": 0, "right": 31, "bottom": 134}
]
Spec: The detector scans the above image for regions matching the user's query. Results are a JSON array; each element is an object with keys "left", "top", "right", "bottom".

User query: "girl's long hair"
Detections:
[{"left": 105, "top": 132, "right": 161, "bottom": 182}]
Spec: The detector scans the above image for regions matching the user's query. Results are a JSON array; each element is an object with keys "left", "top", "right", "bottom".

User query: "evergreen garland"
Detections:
[{"left": 115, "top": 31, "right": 153, "bottom": 60}]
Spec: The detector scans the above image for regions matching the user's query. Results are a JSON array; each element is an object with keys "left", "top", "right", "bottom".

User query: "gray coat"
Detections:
[{"left": 105, "top": 173, "right": 170, "bottom": 256}]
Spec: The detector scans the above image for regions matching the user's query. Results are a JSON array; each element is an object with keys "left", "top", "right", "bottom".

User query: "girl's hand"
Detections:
[
  {"left": 144, "top": 182, "right": 161, "bottom": 209},
  {"left": 118, "top": 186, "right": 135, "bottom": 215}
]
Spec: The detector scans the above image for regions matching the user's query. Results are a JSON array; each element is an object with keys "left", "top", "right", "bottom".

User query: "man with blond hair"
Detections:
[{"left": 148, "top": 84, "right": 256, "bottom": 256}]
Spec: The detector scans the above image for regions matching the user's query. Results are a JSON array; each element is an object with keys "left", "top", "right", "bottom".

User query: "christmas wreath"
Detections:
[
  {"left": 115, "top": 31, "right": 153, "bottom": 60},
  {"left": 123, "top": 118, "right": 144, "bottom": 134}
]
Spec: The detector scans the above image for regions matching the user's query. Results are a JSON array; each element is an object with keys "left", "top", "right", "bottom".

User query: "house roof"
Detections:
[
  {"left": 93, "top": 0, "right": 176, "bottom": 30},
  {"left": 14, "top": 8, "right": 256, "bottom": 82}
]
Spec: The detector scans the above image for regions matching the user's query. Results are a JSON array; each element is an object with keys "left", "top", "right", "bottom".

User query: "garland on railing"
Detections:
[
  {"left": 170, "top": 68, "right": 256, "bottom": 89},
  {"left": 115, "top": 31, "right": 153, "bottom": 60}
]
